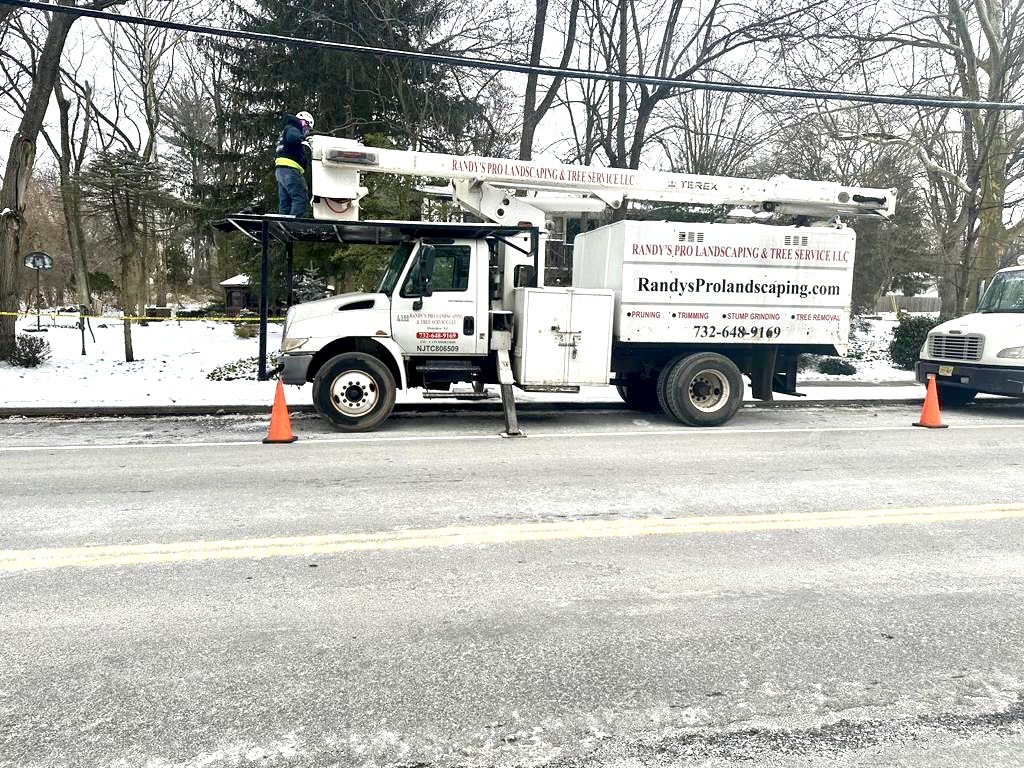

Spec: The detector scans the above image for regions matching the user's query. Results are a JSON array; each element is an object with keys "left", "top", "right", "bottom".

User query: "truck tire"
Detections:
[
  {"left": 312, "top": 352, "right": 396, "bottom": 432},
  {"left": 615, "top": 380, "right": 662, "bottom": 412},
  {"left": 936, "top": 383, "right": 977, "bottom": 408},
  {"left": 657, "top": 352, "right": 744, "bottom": 427}
]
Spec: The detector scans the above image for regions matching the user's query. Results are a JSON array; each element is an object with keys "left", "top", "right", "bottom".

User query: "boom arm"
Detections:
[{"left": 308, "top": 137, "right": 897, "bottom": 225}]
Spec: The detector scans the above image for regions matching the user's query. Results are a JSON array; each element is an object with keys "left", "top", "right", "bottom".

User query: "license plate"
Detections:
[{"left": 938, "top": 365, "right": 954, "bottom": 376}]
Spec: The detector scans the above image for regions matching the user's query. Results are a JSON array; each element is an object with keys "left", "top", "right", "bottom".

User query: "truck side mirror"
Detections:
[
  {"left": 418, "top": 245, "right": 435, "bottom": 298},
  {"left": 514, "top": 264, "right": 536, "bottom": 288},
  {"left": 411, "top": 244, "right": 435, "bottom": 310}
]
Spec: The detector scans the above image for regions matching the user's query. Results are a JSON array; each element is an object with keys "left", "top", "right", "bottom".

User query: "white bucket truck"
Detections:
[
  {"left": 277, "top": 138, "right": 896, "bottom": 432},
  {"left": 916, "top": 259, "right": 1024, "bottom": 405}
]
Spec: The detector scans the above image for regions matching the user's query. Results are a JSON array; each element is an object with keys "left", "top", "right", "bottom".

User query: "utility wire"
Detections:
[{"left": 3, "top": 0, "right": 1024, "bottom": 111}]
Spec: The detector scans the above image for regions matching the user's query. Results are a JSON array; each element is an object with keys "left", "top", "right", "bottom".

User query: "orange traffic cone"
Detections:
[
  {"left": 263, "top": 379, "right": 298, "bottom": 443},
  {"left": 913, "top": 374, "right": 948, "bottom": 429}
]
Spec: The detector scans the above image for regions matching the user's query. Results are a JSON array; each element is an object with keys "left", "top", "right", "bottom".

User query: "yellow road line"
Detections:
[{"left": 3, "top": 503, "right": 1024, "bottom": 572}]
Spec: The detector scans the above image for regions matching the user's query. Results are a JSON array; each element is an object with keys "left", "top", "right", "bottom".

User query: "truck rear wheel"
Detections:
[
  {"left": 313, "top": 352, "right": 396, "bottom": 432},
  {"left": 657, "top": 353, "right": 744, "bottom": 427},
  {"left": 936, "top": 383, "right": 977, "bottom": 407},
  {"left": 615, "top": 380, "right": 661, "bottom": 412}
]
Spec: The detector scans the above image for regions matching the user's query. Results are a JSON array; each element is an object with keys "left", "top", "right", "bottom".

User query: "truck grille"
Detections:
[{"left": 927, "top": 333, "right": 983, "bottom": 361}]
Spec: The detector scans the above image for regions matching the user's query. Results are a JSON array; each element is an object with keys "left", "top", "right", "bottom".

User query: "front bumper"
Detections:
[
  {"left": 916, "top": 360, "right": 1024, "bottom": 397},
  {"left": 280, "top": 352, "right": 313, "bottom": 385}
]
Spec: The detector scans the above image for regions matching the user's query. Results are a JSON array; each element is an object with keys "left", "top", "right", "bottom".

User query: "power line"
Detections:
[{"left": 3, "top": 0, "right": 1024, "bottom": 111}]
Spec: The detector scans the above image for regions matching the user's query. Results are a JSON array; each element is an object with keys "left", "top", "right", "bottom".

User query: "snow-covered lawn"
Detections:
[
  {"left": 1, "top": 314, "right": 291, "bottom": 407},
  {"left": 801, "top": 315, "right": 916, "bottom": 383},
  {"left": 0, "top": 311, "right": 917, "bottom": 409}
]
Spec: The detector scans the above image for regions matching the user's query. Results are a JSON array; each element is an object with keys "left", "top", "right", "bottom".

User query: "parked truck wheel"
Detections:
[
  {"left": 936, "top": 384, "right": 977, "bottom": 408},
  {"left": 615, "top": 380, "right": 662, "bottom": 412},
  {"left": 657, "top": 352, "right": 743, "bottom": 427},
  {"left": 313, "top": 352, "right": 396, "bottom": 432}
]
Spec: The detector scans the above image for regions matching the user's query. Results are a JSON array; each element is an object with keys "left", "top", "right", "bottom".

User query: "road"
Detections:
[{"left": 2, "top": 401, "right": 1024, "bottom": 766}]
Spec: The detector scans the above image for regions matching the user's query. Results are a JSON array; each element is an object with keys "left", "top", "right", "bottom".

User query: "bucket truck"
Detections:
[{"left": 277, "top": 137, "right": 896, "bottom": 432}]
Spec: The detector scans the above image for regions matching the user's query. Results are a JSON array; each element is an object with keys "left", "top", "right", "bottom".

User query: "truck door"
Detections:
[{"left": 391, "top": 240, "right": 488, "bottom": 356}]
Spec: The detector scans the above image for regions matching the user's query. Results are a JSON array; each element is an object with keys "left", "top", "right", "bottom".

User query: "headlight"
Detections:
[
  {"left": 997, "top": 346, "right": 1024, "bottom": 358},
  {"left": 281, "top": 337, "right": 309, "bottom": 352}
]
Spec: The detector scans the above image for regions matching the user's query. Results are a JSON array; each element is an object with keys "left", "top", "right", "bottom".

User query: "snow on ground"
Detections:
[
  {"left": 1, "top": 313, "right": 292, "bottom": 407},
  {"left": 0, "top": 311, "right": 920, "bottom": 409},
  {"left": 801, "top": 314, "right": 915, "bottom": 383}
]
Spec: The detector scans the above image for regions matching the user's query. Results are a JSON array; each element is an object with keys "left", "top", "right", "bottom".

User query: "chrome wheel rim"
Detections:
[
  {"left": 330, "top": 370, "right": 379, "bottom": 416},
  {"left": 688, "top": 369, "right": 729, "bottom": 413}
]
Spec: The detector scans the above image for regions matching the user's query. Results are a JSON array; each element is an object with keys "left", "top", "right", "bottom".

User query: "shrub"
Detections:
[
  {"left": 889, "top": 313, "right": 943, "bottom": 370},
  {"left": 207, "top": 352, "right": 279, "bottom": 381},
  {"left": 233, "top": 322, "right": 258, "bottom": 339},
  {"left": 816, "top": 357, "right": 857, "bottom": 375},
  {"left": 176, "top": 303, "right": 225, "bottom": 319},
  {"left": 7, "top": 333, "right": 52, "bottom": 367},
  {"left": 797, "top": 353, "right": 819, "bottom": 371}
]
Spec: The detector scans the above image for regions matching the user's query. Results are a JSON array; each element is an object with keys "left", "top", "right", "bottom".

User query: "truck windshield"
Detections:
[
  {"left": 978, "top": 270, "right": 1024, "bottom": 313},
  {"left": 375, "top": 242, "right": 414, "bottom": 296}
]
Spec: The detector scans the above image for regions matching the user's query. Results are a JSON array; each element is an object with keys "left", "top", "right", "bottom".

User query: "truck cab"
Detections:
[
  {"left": 916, "top": 261, "right": 1024, "bottom": 405},
  {"left": 280, "top": 233, "right": 497, "bottom": 429}
]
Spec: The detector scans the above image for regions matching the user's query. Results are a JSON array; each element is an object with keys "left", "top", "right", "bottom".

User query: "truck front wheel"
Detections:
[
  {"left": 936, "top": 383, "right": 977, "bottom": 408},
  {"left": 313, "top": 352, "right": 396, "bottom": 432},
  {"left": 657, "top": 353, "right": 744, "bottom": 427}
]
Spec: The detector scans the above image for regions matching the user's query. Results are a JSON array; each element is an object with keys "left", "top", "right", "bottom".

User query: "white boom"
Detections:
[{"left": 308, "top": 137, "right": 897, "bottom": 226}]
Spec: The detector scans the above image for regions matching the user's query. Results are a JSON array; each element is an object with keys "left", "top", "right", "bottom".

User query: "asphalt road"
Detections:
[{"left": 2, "top": 402, "right": 1024, "bottom": 766}]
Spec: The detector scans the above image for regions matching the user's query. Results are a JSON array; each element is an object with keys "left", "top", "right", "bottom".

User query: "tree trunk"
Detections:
[
  {"left": 121, "top": 239, "right": 135, "bottom": 362},
  {"left": 971, "top": 126, "right": 1011, "bottom": 307},
  {"left": 614, "top": 0, "right": 628, "bottom": 166},
  {"left": 0, "top": 11, "right": 77, "bottom": 358},
  {"left": 54, "top": 78, "right": 93, "bottom": 313},
  {"left": 518, "top": 0, "right": 548, "bottom": 162}
]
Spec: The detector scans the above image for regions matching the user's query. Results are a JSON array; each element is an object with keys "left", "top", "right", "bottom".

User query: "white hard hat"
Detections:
[{"left": 296, "top": 111, "right": 314, "bottom": 127}]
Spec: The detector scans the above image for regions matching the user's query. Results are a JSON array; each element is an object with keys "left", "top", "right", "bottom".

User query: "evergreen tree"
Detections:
[{"left": 216, "top": 0, "right": 492, "bottom": 214}]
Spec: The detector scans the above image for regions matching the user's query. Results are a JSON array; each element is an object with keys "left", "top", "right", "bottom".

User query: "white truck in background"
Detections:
[
  {"left": 277, "top": 138, "right": 896, "bottom": 432},
  {"left": 916, "top": 260, "right": 1024, "bottom": 405}
]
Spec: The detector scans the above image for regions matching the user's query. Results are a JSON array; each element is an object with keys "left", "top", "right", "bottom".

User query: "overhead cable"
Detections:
[{"left": 2, "top": 0, "right": 1024, "bottom": 111}]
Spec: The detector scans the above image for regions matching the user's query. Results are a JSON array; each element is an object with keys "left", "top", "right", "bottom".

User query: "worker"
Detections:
[{"left": 274, "top": 110, "right": 315, "bottom": 216}]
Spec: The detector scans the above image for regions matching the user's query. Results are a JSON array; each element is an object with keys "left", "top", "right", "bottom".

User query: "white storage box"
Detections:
[{"left": 512, "top": 287, "right": 614, "bottom": 386}]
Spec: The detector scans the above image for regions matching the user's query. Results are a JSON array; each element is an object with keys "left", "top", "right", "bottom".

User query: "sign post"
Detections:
[{"left": 22, "top": 251, "right": 53, "bottom": 333}]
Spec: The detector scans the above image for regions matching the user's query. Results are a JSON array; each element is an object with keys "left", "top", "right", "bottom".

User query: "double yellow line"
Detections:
[{"left": 3, "top": 503, "right": 1023, "bottom": 572}]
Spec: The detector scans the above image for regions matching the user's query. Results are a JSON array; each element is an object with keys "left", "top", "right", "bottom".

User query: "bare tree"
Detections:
[
  {"left": 845, "top": 0, "right": 1024, "bottom": 311},
  {"left": 0, "top": 0, "right": 126, "bottom": 359},
  {"left": 558, "top": 0, "right": 861, "bottom": 176},
  {"left": 656, "top": 70, "right": 775, "bottom": 176},
  {"left": 519, "top": 0, "right": 580, "bottom": 160},
  {"left": 1, "top": 17, "right": 97, "bottom": 312},
  {"left": 98, "top": 0, "right": 197, "bottom": 308}
]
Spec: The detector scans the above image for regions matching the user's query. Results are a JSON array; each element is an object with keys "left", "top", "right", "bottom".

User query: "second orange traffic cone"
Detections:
[
  {"left": 263, "top": 379, "right": 298, "bottom": 443},
  {"left": 913, "top": 374, "right": 948, "bottom": 429}
]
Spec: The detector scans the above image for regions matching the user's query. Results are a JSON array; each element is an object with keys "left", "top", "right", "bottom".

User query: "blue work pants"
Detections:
[{"left": 275, "top": 167, "right": 309, "bottom": 216}]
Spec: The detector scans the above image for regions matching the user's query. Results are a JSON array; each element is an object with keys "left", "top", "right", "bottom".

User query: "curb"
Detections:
[{"left": 0, "top": 398, "right": 940, "bottom": 420}]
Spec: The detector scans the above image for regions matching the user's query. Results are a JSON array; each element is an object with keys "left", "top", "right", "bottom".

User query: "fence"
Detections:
[{"left": 873, "top": 295, "right": 942, "bottom": 314}]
